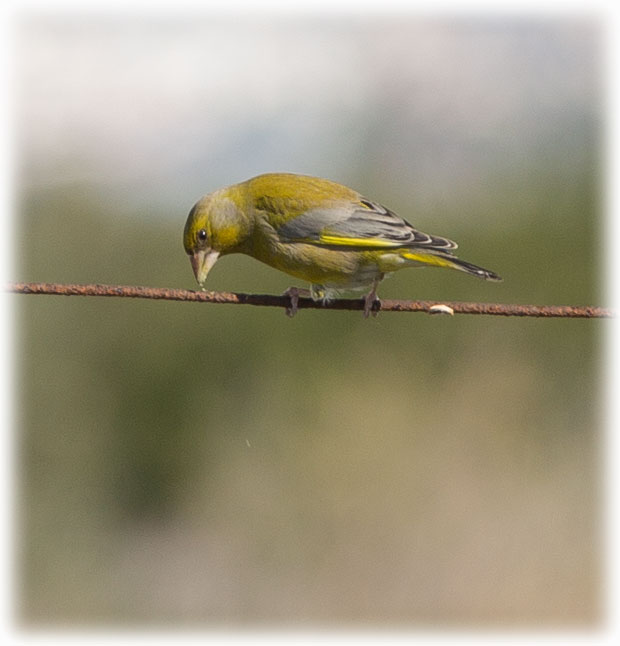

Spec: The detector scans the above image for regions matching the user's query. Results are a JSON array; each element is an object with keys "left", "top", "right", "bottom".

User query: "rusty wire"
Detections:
[{"left": 4, "top": 281, "right": 614, "bottom": 318}]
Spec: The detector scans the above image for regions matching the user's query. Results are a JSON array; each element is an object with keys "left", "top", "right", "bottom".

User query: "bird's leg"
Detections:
[
  {"left": 363, "top": 274, "right": 384, "bottom": 318},
  {"left": 283, "top": 286, "right": 311, "bottom": 317}
]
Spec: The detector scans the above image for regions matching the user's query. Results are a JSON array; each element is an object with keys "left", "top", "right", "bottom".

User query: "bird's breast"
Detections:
[{"left": 250, "top": 231, "right": 382, "bottom": 287}]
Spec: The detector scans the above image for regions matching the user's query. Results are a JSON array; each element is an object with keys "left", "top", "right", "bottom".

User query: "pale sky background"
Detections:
[{"left": 14, "top": 12, "right": 599, "bottom": 219}]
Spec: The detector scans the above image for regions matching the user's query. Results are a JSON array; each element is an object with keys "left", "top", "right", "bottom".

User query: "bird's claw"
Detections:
[
  {"left": 284, "top": 286, "right": 311, "bottom": 317},
  {"left": 363, "top": 294, "right": 381, "bottom": 318},
  {"left": 284, "top": 287, "right": 299, "bottom": 317},
  {"left": 362, "top": 276, "right": 383, "bottom": 318}
]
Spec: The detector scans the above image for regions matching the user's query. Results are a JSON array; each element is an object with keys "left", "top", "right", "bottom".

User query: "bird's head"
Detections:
[
  {"left": 183, "top": 190, "right": 249, "bottom": 286},
  {"left": 183, "top": 196, "right": 219, "bottom": 286}
]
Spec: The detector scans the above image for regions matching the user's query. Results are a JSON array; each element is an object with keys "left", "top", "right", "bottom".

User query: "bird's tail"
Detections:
[{"left": 400, "top": 249, "right": 502, "bottom": 282}]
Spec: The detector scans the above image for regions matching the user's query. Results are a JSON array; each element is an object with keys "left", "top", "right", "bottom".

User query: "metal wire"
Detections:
[{"left": 5, "top": 282, "right": 614, "bottom": 318}]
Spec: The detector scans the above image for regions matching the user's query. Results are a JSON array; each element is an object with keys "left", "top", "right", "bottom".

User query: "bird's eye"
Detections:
[{"left": 197, "top": 229, "right": 207, "bottom": 243}]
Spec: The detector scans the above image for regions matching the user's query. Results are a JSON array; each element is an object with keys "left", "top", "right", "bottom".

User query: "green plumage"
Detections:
[{"left": 183, "top": 173, "right": 501, "bottom": 316}]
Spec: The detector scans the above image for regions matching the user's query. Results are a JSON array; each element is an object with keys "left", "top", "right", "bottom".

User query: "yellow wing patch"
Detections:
[
  {"left": 318, "top": 234, "right": 404, "bottom": 248},
  {"left": 400, "top": 250, "right": 457, "bottom": 269}
]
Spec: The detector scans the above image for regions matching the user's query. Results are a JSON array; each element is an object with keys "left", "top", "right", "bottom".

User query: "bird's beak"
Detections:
[{"left": 190, "top": 249, "right": 220, "bottom": 286}]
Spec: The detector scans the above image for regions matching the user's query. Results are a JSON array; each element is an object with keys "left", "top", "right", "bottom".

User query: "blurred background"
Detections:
[{"left": 13, "top": 9, "right": 603, "bottom": 627}]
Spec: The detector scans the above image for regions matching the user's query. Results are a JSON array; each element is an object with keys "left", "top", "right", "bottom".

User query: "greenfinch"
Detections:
[{"left": 183, "top": 173, "right": 501, "bottom": 316}]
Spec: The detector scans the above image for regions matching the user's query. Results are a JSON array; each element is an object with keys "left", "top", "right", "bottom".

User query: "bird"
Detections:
[{"left": 183, "top": 173, "right": 502, "bottom": 317}]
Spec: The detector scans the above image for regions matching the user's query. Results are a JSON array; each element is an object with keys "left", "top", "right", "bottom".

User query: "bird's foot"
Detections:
[
  {"left": 362, "top": 277, "right": 383, "bottom": 318},
  {"left": 283, "top": 286, "right": 311, "bottom": 317},
  {"left": 363, "top": 293, "right": 381, "bottom": 318}
]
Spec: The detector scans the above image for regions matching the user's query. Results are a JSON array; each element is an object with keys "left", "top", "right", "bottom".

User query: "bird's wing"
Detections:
[{"left": 276, "top": 199, "right": 458, "bottom": 251}]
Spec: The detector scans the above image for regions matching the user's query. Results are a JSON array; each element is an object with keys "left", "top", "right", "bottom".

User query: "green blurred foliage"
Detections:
[{"left": 16, "top": 143, "right": 602, "bottom": 625}]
